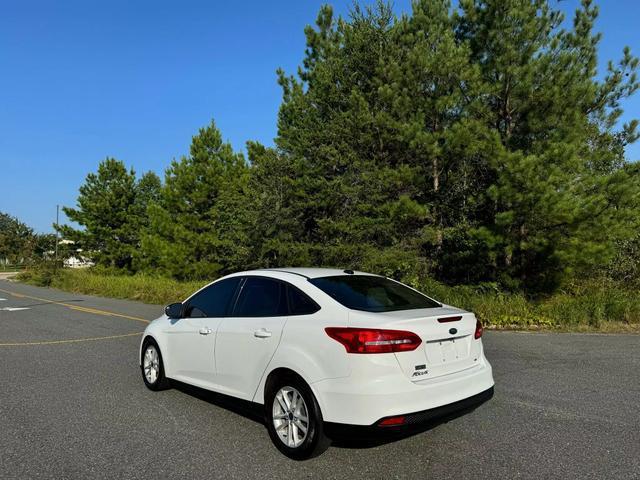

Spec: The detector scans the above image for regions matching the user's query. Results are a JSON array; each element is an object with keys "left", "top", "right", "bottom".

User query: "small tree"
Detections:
[
  {"left": 60, "top": 158, "right": 142, "bottom": 270},
  {"left": 0, "top": 212, "right": 34, "bottom": 264}
]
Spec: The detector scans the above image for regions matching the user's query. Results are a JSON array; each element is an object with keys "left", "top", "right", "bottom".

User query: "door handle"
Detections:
[
  {"left": 199, "top": 327, "right": 212, "bottom": 335},
  {"left": 254, "top": 328, "right": 272, "bottom": 338}
]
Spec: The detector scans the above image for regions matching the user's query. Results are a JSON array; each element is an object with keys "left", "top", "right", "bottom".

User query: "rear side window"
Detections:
[
  {"left": 309, "top": 275, "right": 441, "bottom": 313},
  {"left": 286, "top": 285, "right": 320, "bottom": 315},
  {"left": 233, "top": 277, "right": 287, "bottom": 317},
  {"left": 184, "top": 277, "right": 242, "bottom": 318}
]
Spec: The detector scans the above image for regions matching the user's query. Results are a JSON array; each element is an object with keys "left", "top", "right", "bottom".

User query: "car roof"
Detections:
[{"left": 238, "top": 267, "right": 378, "bottom": 280}]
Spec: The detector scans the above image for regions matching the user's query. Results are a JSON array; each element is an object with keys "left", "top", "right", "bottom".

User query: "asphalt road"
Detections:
[{"left": 1, "top": 280, "right": 639, "bottom": 480}]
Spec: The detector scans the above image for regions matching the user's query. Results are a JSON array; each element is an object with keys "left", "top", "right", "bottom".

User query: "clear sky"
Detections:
[{"left": 1, "top": 0, "right": 638, "bottom": 233}]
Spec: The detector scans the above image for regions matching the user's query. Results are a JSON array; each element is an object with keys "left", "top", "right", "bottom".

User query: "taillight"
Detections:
[
  {"left": 325, "top": 327, "right": 422, "bottom": 354},
  {"left": 474, "top": 319, "right": 483, "bottom": 339}
]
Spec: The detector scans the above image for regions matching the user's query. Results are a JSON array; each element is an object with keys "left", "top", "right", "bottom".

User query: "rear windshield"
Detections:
[{"left": 309, "top": 275, "right": 441, "bottom": 312}]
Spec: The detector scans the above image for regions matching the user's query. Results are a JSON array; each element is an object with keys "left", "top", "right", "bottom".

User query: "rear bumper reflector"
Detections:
[{"left": 378, "top": 416, "right": 406, "bottom": 427}]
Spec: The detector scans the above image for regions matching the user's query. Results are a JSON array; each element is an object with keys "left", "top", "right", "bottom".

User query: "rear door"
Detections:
[{"left": 214, "top": 277, "right": 288, "bottom": 400}]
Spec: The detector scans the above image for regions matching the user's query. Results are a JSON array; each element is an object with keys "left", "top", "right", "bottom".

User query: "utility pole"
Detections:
[{"left": 54, "top": 204, "right": 59, "bottom": 271}]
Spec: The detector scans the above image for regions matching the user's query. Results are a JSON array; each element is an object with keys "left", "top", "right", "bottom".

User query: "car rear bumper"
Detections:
[
  {"left": 325, "top": 386, "right": 494, "bottom": 438},
  {"left": 311, "top": 358, "right": 494, "bottom": 426}
]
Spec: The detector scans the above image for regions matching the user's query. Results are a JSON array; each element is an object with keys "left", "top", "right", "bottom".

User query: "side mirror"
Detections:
[{"left": 165, "top": 302, "right": 183, "bottom": 319}]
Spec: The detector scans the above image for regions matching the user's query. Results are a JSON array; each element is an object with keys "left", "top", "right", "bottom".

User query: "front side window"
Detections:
[
  {"left": 184, "top": 277, "right": 242, "bottom": 318},
  {"left": 233, "top": 277, "right": 287, "bottom": 317},
  {"left": 309, "top": 275, "right": 441, "bottom": 313}
]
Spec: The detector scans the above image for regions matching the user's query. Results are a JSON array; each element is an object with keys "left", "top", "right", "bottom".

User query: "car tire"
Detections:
[
  {"left": 141, "top": 338, "right": 171, "bottom": 391},
  {"left": 264, "top": 371, "right": 330, "bottom": 460}
]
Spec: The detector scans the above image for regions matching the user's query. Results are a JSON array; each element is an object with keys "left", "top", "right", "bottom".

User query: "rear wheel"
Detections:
[
  {"left": 141, "top": 339, "right": 170, "bottom": 391},
  {"left": 265, "top": 372, "right": 330, "bottom": 459}
]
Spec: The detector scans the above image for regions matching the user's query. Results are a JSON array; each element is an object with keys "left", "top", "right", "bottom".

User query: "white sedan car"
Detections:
[{"left": 140, "top": 268, "right": 494, "bottom": 459}]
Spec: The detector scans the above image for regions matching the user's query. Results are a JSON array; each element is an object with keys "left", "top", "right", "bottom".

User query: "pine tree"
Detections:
[
  {"left": 139, "top": 120, "right": 250, "bottom": 279},
  {"left": 245, "top": 142, "right": 310, "bottom": 267},
  {"left": 59, "top": 0, "right": 640, "bottom": 292},
  {"left": 275, "top": 3, "right": 435, "bottom": 276},
  {"left": 457, "top": 0, "right": 640, "bottom": 290},
  {"left": 60, "top": 158, "right": 140, "bottom": 269},
  {"left": 272, "top": 0, "right": 639, "bottom": 290}
]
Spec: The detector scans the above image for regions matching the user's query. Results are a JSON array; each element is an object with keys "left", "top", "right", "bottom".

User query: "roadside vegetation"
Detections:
[
  {"left": 18, "top": 267, "right": 204, "bottom": 305},
  {"left": 8, "top": 0, "right": 640, "bottom": 332},
  {"left": 17, "top": 267, "right": 640, "bottom": 332},
  {"left": 0, "top": 212, "right": 56, "bottom": 268}
]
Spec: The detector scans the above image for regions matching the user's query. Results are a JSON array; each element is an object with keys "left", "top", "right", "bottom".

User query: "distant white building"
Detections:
[{"left": 52, "top": 240, "right": 95, "bottom": 268}]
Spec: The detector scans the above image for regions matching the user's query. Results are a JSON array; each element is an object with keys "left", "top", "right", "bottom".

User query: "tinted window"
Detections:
[
  {"left": 287, "top": 285, "right": 320, "bottom": 315},
  {"left": 184, "top": 277, "right": 242, "bottom": 318},
  {"left": 233, "top": 277, "right": 286, "bottom": 317},
  {"left": 309, "top": 275, "right": 441, "bottom": 313}
]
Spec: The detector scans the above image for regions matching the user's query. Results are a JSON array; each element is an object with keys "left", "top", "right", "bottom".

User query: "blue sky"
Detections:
[{"left": 1, "top": 0, "right": 638, "bottom": 233}]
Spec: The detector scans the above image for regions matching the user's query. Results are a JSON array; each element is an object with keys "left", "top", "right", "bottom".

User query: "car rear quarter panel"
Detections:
[{"left": 251, "top": 309, "right": 351, "bottom": 404}]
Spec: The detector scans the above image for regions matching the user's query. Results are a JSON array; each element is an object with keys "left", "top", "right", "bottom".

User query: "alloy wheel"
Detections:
[
  {"left": 272, "top": 386, "right": 309, "bottom": 448},
  {"left": 143, "top": 345, "right": 160, "bottom": 384}
]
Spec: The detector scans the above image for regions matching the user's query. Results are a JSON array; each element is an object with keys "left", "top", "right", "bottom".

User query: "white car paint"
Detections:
[{"left": 140, "top": 268, "right": 494, "bottom": 426}]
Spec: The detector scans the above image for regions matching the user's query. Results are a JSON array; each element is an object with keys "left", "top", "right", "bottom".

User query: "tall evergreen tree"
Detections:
[
  {"left": 456, "top": 0, "right": 640, "bottom": 289},
  {"left": 59, "top": 0, "right": 640, "bottom": 292},
  {"left": 60, "top": 158, "right": 141, "bottom": 269},
  {"left": 276, "top": 3, "right": 436, "bottom": 276},
  {"left": 271, "top": 0, "right": 639, "bottom": 290},
  {"left": 381, "top": 0, "right": 496, "bottom": 281},
  {"left": 245, "top": 142, "right": 309, "bottom": 267},
  {"left": 139, "top": 120, "right": 250, "bottom": 279}
]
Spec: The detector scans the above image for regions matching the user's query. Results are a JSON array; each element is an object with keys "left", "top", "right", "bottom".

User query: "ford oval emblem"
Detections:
[{"left": 449, "top": 327, "right": 457, "bottom": 335}]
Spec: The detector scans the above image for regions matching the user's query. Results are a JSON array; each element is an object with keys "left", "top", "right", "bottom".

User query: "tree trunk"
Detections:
[{"left": 433, "top": 155, "right": 443, "bottom": 248}]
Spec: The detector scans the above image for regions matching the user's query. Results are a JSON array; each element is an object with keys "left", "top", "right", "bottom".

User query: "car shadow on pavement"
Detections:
[
  {"left": 170, "top": 380, "right": 266, "bottom": 425},
  {"left": 170, "top": 379, "right": 490, "bottom": 451}
]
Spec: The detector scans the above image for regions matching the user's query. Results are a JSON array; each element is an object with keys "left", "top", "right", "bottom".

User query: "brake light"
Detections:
[
  {"left": 325, "top": 327, "right": 421, "bottom": 354},
  {"left": 474, "top": 319, "right": 483, "bottom": 339},
  {"left": 437, "top": 316, "right": 462, "bottom": 323}
]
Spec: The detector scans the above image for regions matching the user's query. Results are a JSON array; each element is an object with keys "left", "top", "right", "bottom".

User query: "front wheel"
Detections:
[
  {"left": 141, "top": 339, "right": 170, "bottom": 391},
  {"left": 265, "top": 372, "right": 330, "bottom": 460}
]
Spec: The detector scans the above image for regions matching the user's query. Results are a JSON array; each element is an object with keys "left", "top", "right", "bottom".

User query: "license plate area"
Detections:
[{"left": 425, "top": 336, "right": 470, "bottom": 364}]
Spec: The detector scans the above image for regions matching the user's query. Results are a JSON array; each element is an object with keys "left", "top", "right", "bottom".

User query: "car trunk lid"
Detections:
[{"left": 348, "top": 307, "right": 482, "bottom": 381}]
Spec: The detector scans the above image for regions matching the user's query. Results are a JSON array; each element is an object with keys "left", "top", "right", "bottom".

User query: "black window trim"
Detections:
[
  {"left": 285, "top": 282, "right": 321, "bottom": 316},
  {"left": 182, "top": 276, "right": 244, "bottom": 318},
  {"left": 228, "top": 275, "right": 321, "bottom": 317}
]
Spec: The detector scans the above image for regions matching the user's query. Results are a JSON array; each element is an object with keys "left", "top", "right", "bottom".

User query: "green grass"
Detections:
[
  {"left": 16, "top": 267, "right": 640, "bottom": 332},
  {"left": 0, "top": 264, "right": 26, "bottom": 272},
  {"left": 410, "top": 277, "right": 640, "bottom": 332},
  {"left": 17, "top": 267, "right": 206, "bottom": 305}
]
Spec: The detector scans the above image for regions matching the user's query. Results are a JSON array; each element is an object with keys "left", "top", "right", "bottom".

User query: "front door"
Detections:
[
  {"left": 164, "top": 315, "right": 210, "bottom": 385},
  {"left": 165, "top": 277, "right": 242, "bottom": 387}
]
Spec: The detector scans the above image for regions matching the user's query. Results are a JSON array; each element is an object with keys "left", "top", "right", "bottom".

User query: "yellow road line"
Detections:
[
  {"left": 0, "top": 332, "right": 142, "bottom": 346},
  {"left": 0, "top": 287, "right": 150, "bottom": 324}
]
